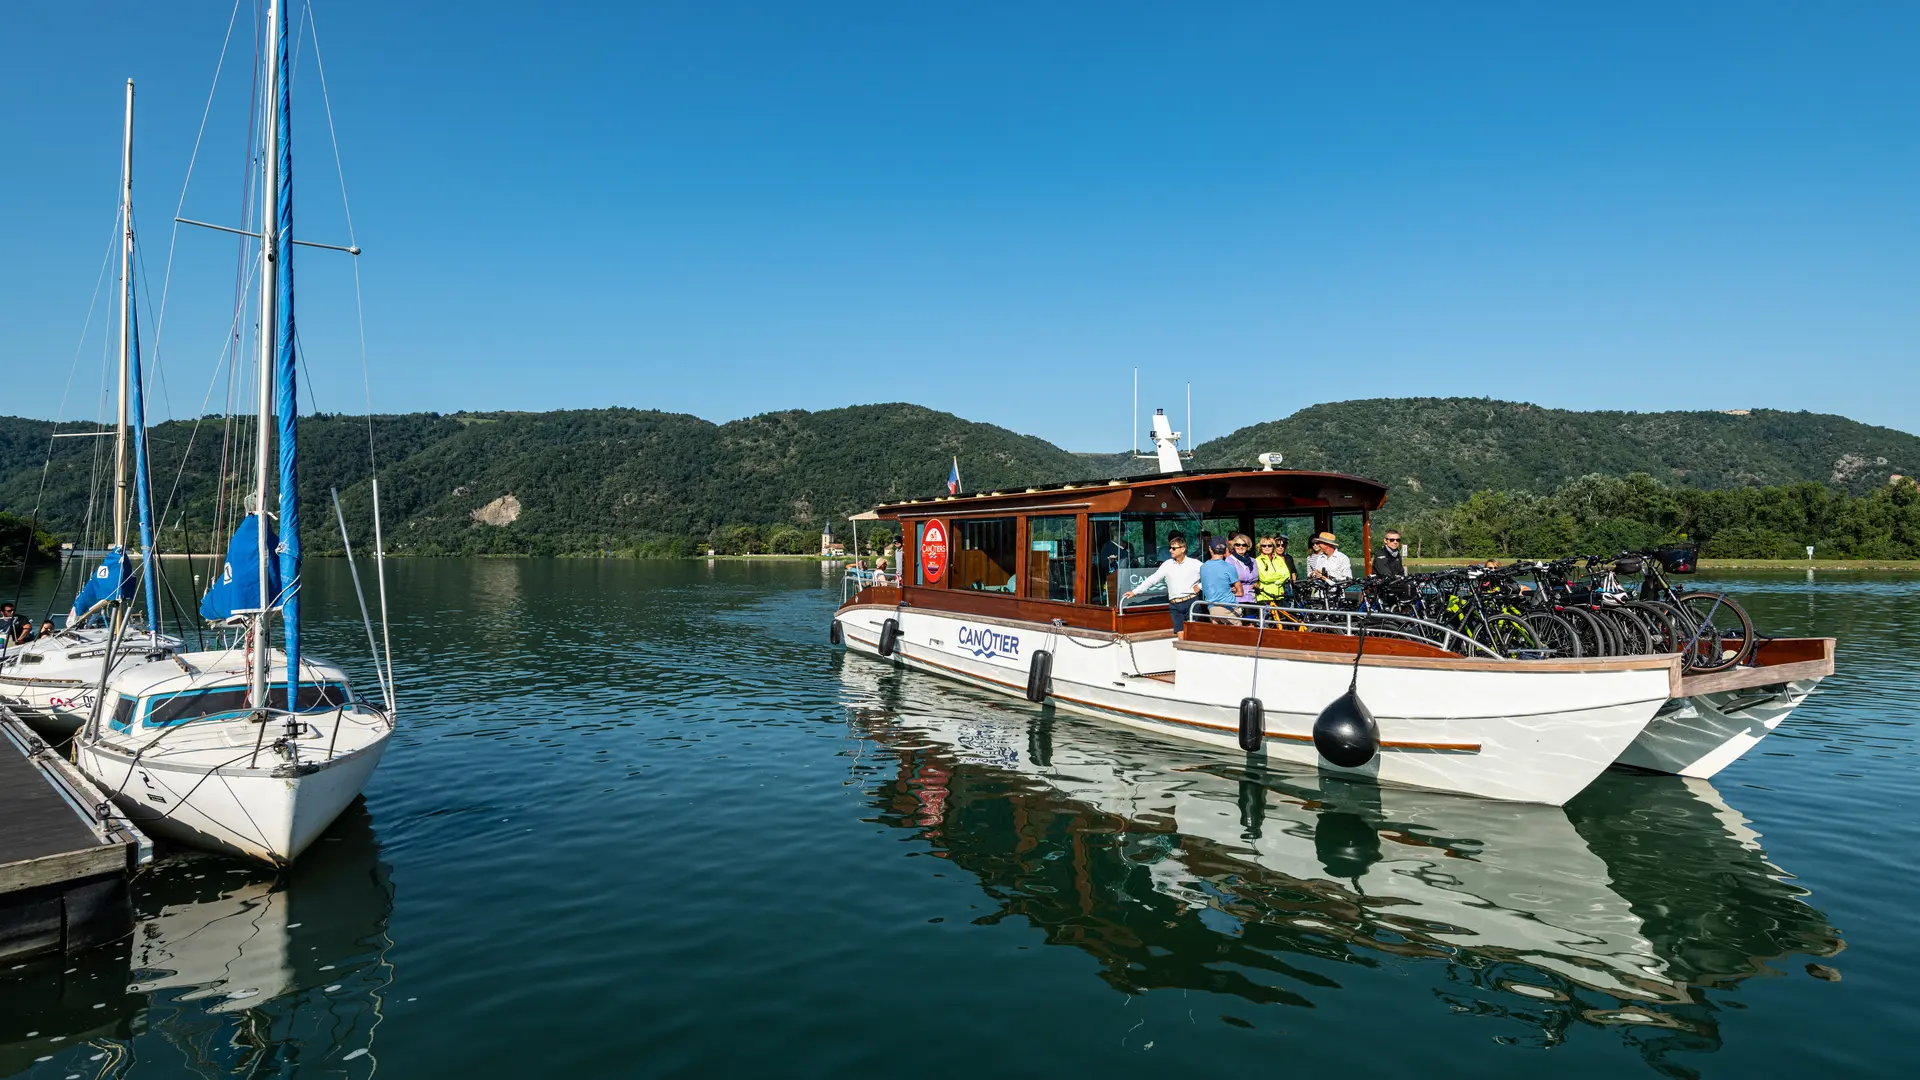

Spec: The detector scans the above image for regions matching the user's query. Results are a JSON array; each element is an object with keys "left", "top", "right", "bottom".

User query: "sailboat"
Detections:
[
  {"left": 0, "top": 79, "right": 182, "bottom": 737},
  {"left": 74, "top": 0, "right": 394, "bottom": 866}
]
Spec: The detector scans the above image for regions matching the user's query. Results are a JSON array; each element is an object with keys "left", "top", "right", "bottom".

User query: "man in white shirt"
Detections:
[
  {"left": 1122, "top": 534, "right": 1203, "bottom": 631},
  {"left": 1306, "top": 531, "right": 1353, "bottom": 584}
]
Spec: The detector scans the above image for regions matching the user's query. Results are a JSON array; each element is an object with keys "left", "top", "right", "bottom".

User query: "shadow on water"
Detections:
[
  {"left": 0, "top": 802, "right": 396, "bottom": 1077},
  {"left": 838, "top": 654, "right": 1843, "bottom": 1075}
]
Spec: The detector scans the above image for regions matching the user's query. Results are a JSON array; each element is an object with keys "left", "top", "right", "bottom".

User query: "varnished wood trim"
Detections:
[{"left": 1175, "top": 634, "right": 1684, "bottom": 680}]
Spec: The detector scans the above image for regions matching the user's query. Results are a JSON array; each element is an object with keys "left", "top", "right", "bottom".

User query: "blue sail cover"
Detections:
[
  {"left": 127, "top": 277, "right": 162, "bottom": 630},
  {"left": 273, "top": 7, "right": 302, "bottom": 711},
  {"left": 200, "top": 515, "right": 283, "bottom": 623},
  {"left": 69, "top": 548, "right": 134, "bottom": 622}
]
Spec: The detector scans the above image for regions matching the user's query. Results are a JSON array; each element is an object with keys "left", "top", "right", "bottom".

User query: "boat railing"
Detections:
[
  {"left": 1185, "top": 603, "right": 1506, "bottom": 660},
  {"left": 840, "top": 566, "right": 898, "bottom": 604}
]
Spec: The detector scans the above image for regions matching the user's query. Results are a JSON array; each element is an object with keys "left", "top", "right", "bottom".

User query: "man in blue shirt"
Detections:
[{"left": 1198, "top": 539, "right": 1242, "bottom": 625}]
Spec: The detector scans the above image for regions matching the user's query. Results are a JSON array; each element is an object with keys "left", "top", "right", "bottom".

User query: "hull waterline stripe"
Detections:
[{"left": 843, "top": 629, "right": 1480, "bottom": 753}]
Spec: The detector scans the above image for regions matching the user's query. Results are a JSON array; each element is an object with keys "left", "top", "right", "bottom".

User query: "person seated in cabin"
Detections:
[
  {"left": 1199, "top": 539, "right": 1243, "bottom": 624},
  {"left": 0, "top": 601, "right": 18, "bottom": 644},
  {"left": 37, "top": 620, "right": 55, "bottom": 641},
  {"left": 1254, "top": 535, "right": 1292, "bottom": 605},
  {"left": 1306, "top": 532, "right": 1353, "bottom": 584},
  {"left": 1122, "top": 533, "right": 1202, "bottom": 631}
]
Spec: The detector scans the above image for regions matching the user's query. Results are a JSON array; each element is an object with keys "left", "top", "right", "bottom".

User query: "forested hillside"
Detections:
[
  {"left": 2, "top": 398, "right": 1915, "bottom": 559},
  {"left": 1195, "top": 399, "right": 1920, "bottom": 508}
]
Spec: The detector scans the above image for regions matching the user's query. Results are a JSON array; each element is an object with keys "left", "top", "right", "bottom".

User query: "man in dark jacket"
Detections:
[{"left": 1374, "top": 531, "right": 1407, "bottom": 577}]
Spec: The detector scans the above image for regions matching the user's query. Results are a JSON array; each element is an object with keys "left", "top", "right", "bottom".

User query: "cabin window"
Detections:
[
  {"left": 952, "top": 518, "right": 1017, "bottom": 593},
  {"left": 110, "top": 695, "right": 135, "bottom": 731},
  {"left": 1025, "top": 516, "right": 1077, "bottom": 603},
  {"left": 1089, "top": 512, "right": 1201, "bottom": 607},
  {"left": 294, "top": 682, "right": 353, "bottom": 711},
  {"left": 143, "top": 687, "right": 253, "bottom": 727}
]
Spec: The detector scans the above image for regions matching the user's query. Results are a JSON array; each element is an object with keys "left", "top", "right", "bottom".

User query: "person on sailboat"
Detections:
[{"left": 0, "top": 602, "right": 18, "bottom": 644}]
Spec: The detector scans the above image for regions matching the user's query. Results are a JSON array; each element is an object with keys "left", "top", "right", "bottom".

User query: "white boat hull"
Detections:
[
  {"left": 835, "top": 604, "right": 1675, "bottom": 805},
  {"left": 77, "top": 725, "right": 388, "bottom": 866},
  {"left": 1, "top": 629, "right": 184, "bottom": 738},
  {"left": 1616, "top": 678, "right": 1821, "bottom": 778}
]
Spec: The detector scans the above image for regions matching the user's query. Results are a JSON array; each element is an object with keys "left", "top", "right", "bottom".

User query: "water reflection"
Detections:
[
  {"left": 0, "top": 804, "right": 396, "bottom": 1077},
  {"left": 840, "top": 658, "right": 1842, "bottom": 1064}
]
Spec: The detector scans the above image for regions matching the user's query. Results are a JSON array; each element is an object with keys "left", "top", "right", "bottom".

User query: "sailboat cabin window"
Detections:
[
  {"left": 1025, "top": 516, "right": 1077, "bottom": 602},
  {"left": 953, "top": 518, "right": 1017, "bottom": 593}
]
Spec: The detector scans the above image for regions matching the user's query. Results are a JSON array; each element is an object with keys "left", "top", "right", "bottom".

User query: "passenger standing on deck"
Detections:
[
  {"left": 1307, "top": 532, "right": 1353, "bottom": 584},
  {"left": 1199, "top": 539, "right": 1242, "bottom": 624},
  {"left": 1254, "top": 536, "right": 1292, "bottom": 604},
  {"left": 1123, "top": 533, "right": 1203, "bottom": 632},
  {"left": 1228, "top": 534, "right": 1258, "bottom": 609},
  {"left": 1375, "top": 531, "right": 1407, "bottom": 577}
]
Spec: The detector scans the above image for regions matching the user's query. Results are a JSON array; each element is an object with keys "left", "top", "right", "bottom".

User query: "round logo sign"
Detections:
[{"left": 920, "top": 519, "right": 949, "bottom": 584}]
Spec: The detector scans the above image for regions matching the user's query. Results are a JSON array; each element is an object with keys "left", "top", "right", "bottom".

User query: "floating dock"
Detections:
[{"left": 0, "top": 705, "right": 149, "bottom": 962}]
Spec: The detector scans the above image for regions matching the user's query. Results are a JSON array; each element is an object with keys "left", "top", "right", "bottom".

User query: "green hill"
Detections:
[
  {"left": 1191, "top": 398, "right": 1920, "bottom": 508},
  {"left": 2, "top": 398, "right": 1914, "bottom": 558}
]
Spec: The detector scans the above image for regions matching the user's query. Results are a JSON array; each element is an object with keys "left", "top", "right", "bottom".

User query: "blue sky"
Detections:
[{"left": 2, "top": 1, "right": 1914, "bottom": 450}]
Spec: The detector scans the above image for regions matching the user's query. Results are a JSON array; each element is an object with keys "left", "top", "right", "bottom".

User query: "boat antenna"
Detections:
[{"left": 1131, "top": 367, "right": 1139, "bottom": 455}]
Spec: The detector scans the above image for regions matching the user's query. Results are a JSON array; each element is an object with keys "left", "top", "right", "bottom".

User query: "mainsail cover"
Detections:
[
  {"left": 273, "top": 5, "right": 302, "bottom": 710},
  {"left": 69, "top": 548, "right": 133, "bottom": 621},
  {"left": 200, "top": 515, "right": 283, "bottom": 623}
]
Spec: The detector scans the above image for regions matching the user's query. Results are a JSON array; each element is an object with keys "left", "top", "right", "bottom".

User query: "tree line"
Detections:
[{"left": 1384, "top": 473, "right": 1920, "bottom": 560}]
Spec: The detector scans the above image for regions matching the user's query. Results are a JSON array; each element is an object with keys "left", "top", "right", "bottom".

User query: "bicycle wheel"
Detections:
[
  {"left": 1625, "top": 600, "right": 1681, "bottom": 653},
  {"left": 1604, "top": 607, "right": 1652, "bottom": 654},
  {"left": 1522, "top": 612, "right": 1582, "bottom": 658},
  {"left": 1675, "top": 592, "right": 1756, "bottom": 670},
  {"left": 1558, "top": 606, "right": 1611, "bottom": 657},
  {"left": 1483, "top": 614, "right": 1544, "bottom": 659}
]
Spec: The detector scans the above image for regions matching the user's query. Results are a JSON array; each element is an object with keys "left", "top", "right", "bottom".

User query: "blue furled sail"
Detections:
[
  {"left": 70, "top": 548, "right": 134, "bottom": 623},
  {"left": 200, "top": 515, "right": 283, "bottom": 623},
  {"left": 127, "top": 278, "right": 162, "bottom": 633},
  {"left": 272, "top": 7, "right": 302, "bottom": 712}
]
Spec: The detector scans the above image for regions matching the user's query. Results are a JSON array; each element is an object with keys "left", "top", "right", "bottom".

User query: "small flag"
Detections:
[{"left": 947, "top": 457, "right": 962, "bottom": 495}]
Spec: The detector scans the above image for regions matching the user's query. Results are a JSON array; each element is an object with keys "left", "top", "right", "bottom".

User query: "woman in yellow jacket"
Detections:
[{"left": 1254, "top": 535, "right": 1292, "bottom": 605}]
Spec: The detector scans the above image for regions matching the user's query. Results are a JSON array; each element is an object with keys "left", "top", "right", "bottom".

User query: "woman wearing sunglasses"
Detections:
[{"left": 1254, "top": 535, "right": 1293, "bottom": 606}]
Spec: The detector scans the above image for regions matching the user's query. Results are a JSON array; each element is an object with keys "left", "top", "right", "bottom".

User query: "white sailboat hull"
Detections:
[
  {"left": 78, "top": 732, "right": 387, "bottom": 866},
  {"left": 0, "top": 629, "right": 182, "bottom": 738},
  {"left": 835, "top": 604, "right": 1676, "bottom": 805}
]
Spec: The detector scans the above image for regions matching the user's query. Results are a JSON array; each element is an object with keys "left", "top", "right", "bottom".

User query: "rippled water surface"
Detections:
[{"left": 4, "top": 561, "right": 1916, "bottom": 1078}]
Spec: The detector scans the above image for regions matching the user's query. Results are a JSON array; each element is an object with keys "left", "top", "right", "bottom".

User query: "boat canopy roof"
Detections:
[{"left": 869, "top": 468, "right": 1389, "bottom": 521}]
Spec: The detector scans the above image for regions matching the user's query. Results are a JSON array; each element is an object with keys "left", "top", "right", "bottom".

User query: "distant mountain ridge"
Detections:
[
  {"left": 1189, "top": 398, "right": 1920, "bottom": 508},
  {"left": 0, "top": 398, "right": 1913, "bottom": 556}
]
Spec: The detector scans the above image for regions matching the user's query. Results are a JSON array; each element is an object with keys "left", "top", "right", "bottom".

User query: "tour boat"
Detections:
[
  {"left": 72, "top": 0, "right": 396, "bottom": 866},
  {"left": 831, "top": 419, "right": 1834, "bottom": 804}
]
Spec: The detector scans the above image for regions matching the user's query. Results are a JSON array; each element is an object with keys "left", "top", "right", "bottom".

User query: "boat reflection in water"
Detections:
[
  {"left": 0, "top": 803, "right": 396, "bottom": 1076},
  {"left": 840, "top": 659, "right": 1842, "bottom": 1062}
]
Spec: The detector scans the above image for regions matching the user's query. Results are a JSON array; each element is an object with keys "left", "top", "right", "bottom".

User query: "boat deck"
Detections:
[{"left": 0, "top": 705, "right": 148, "bottom": 961}]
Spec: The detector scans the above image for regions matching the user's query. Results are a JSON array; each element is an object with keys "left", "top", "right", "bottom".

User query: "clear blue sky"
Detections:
[{"left": 3, "top": 1, "right": 1914, "bottom": 450}]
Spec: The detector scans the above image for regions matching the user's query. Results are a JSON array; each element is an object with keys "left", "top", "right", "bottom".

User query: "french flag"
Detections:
[{"left": 947, "top": 457, "right": 961, "bottom": 495}]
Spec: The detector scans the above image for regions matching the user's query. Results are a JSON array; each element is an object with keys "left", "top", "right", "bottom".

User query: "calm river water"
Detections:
[{"left": 3, "top": 560, "right": 1915, "bottom": 1078}]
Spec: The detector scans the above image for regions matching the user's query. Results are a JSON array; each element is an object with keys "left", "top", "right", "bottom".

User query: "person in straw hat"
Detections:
[{"left": 1306, "top": 530, "right": 1353, "bottom": 584}]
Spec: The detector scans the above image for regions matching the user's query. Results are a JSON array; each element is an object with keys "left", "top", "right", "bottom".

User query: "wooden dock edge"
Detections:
[{"left": 1, "top": 704, "right": 152, "bottom": 961}]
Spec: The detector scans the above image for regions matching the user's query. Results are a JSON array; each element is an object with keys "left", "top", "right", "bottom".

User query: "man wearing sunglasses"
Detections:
[{"left": 1375, "top": 531, "right": 1407, "bottom": 577}]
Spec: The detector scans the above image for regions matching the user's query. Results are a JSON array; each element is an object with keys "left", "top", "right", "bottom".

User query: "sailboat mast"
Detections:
[
  {"left": 114, "top": 79, "right": 134, "bottom": 561},
  {"left": 251, "top": 0, "right": 283, "bottom": 708}
]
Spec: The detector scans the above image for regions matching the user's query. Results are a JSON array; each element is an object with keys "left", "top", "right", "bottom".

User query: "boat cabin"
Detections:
[{"left": 855, "top": 468, "right": 1389, "bottom": 634}]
